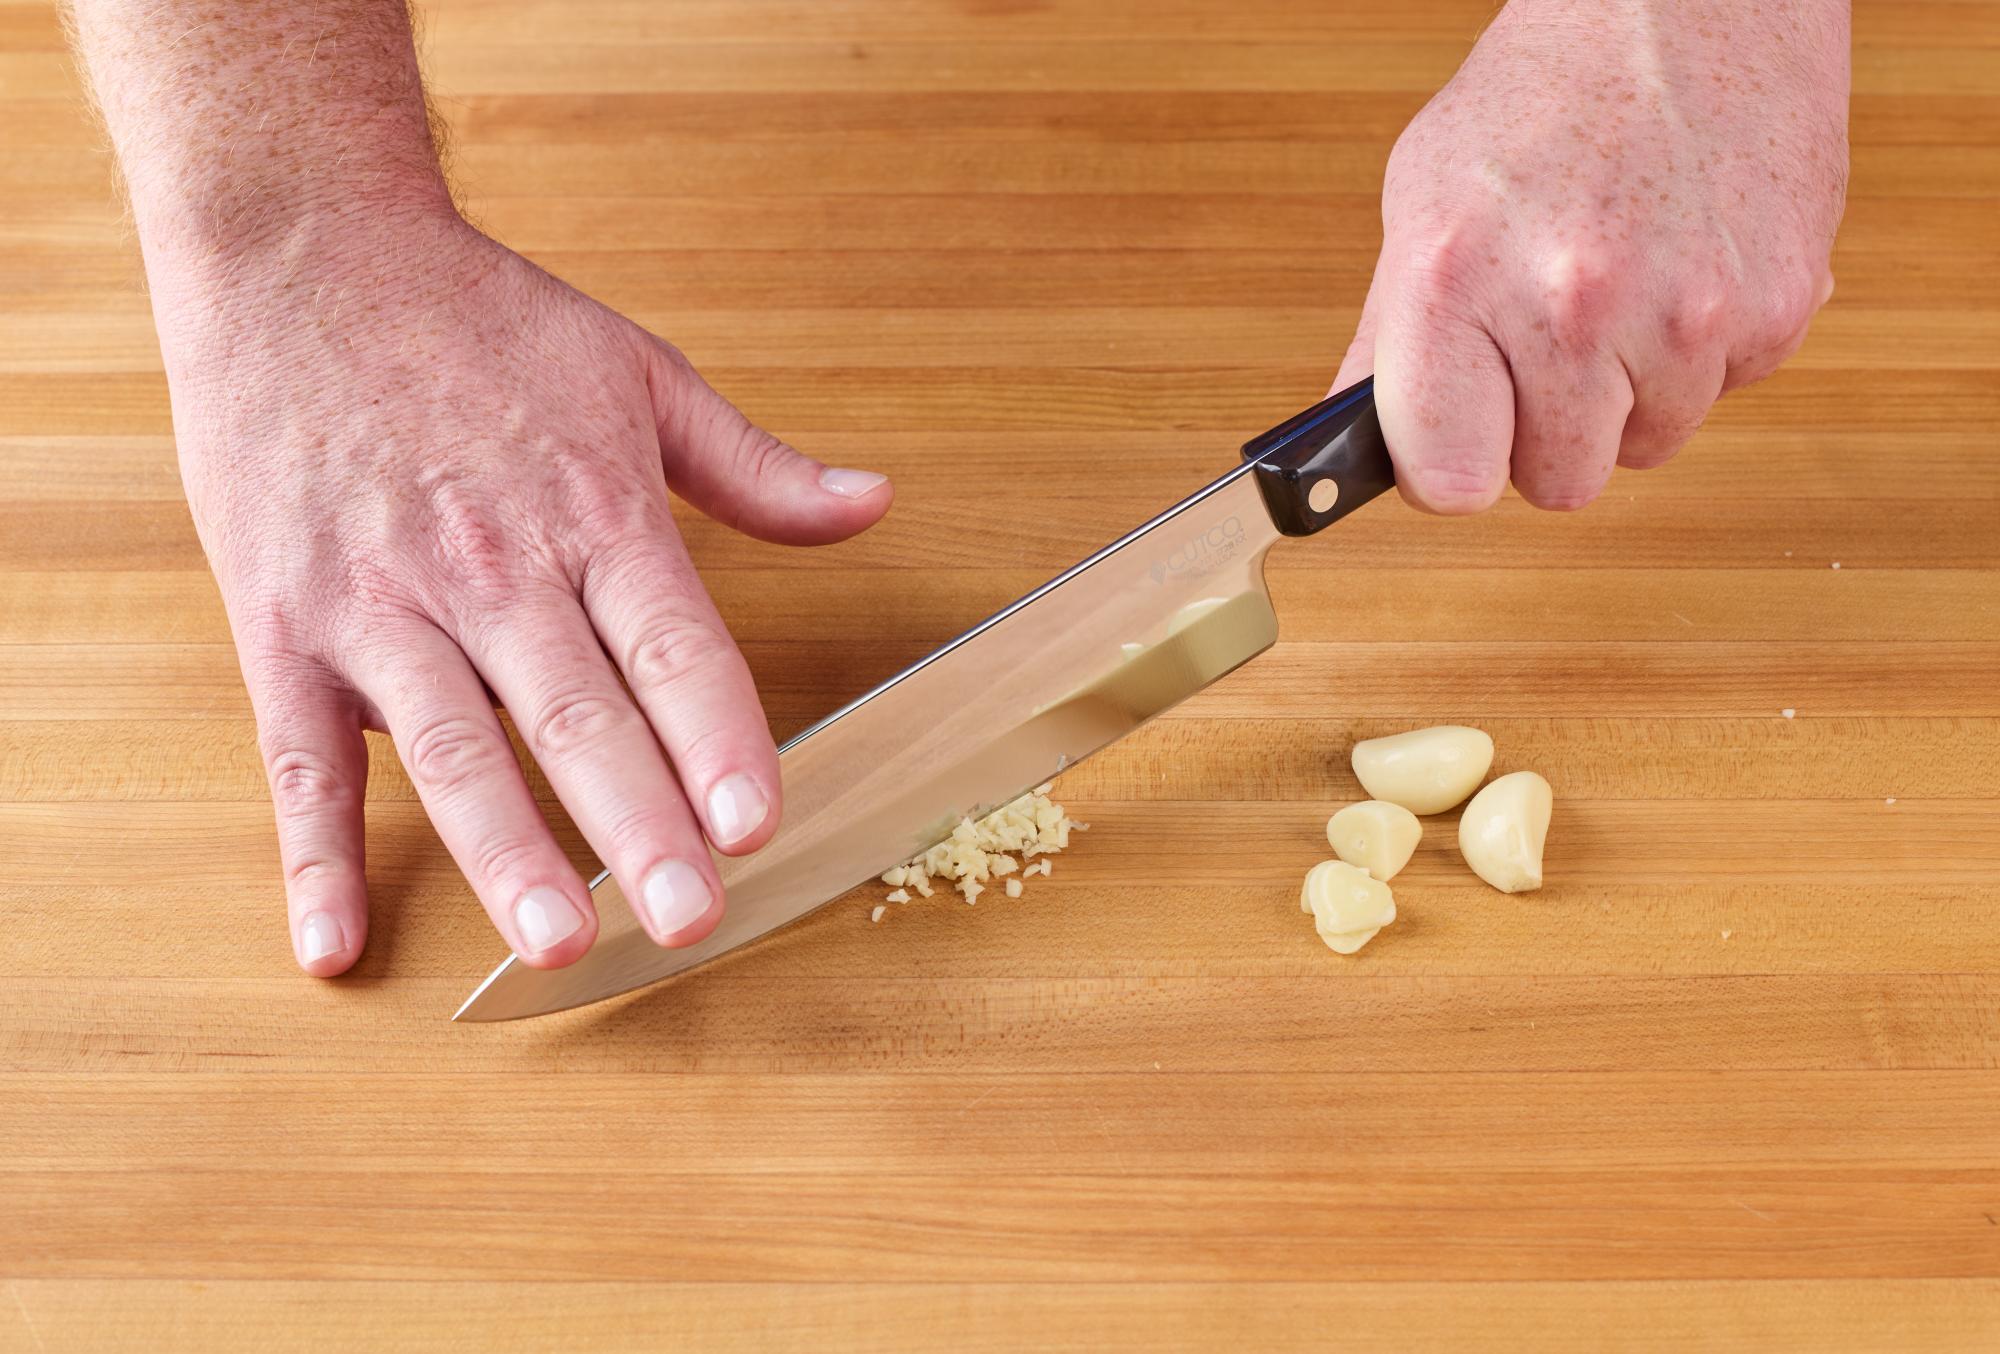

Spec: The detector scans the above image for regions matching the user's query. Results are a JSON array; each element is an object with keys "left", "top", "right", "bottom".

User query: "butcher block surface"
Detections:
[{"left": 3, "top": 0, "right": 1998, "bottom": 1348}]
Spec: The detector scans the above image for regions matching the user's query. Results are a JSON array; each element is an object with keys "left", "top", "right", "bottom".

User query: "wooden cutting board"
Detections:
[{"left": 3, "top": 0, "right": 1997, "bottom": 1347}]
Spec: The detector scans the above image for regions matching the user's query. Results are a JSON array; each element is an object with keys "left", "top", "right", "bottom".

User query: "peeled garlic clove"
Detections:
[
  {"left": 1326, "top": 800, "right": 1421, "bottom": 881},
  {"left": 1456, "top": 770, "right": 1553, "bottom": 893},
  {"left": 1305, "top": 860, "right": 1396, "bottom": 933},
  {"left": 1350, "top": 725, "right": 1495, "bottom": 815},
  {"left": 1301, "top": 860, "right": 1396, "bottom": 953},
  {"left": 1319, "top": 926, "right": 1381, "bottom": 955}
]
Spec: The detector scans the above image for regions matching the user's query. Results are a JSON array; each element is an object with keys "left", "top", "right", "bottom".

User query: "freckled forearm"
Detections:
[{"left": 66, "top": 0, "right": 453, "bottom": 289}]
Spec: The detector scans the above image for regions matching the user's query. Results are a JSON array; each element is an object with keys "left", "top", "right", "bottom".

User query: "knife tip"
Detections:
[{"left": 450, "top": 956, "right": 516, "bottom": 1022}]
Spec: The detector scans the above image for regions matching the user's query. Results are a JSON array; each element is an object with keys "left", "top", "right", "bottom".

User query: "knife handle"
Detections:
[{"left": 1240, "top": 377, "right": 1396, "bottom": 537}]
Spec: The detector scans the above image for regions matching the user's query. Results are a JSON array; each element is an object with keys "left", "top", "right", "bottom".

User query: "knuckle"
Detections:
[
  {"left": 233, "top": 595, "right": 306, "bottom": 665},
  {"left": 338, "top": 556, "right": 423, "bottom": 626},
  {"left": 556, "top": 455, "right": 657, "bottom": 546},
  {"left": 417, "top": 476, "right": 520, "bottom": 598},
  {"left": 469, "top": 832, "right": 552, "bottom": 892},
  {"left": 236, "top": 595, "right": 359, "bottom": 681},
  {"left": 624, "top": 609, "right": 729, "bottom": 695},
  {"left": 1394, "top": 222, "right": 1488, "bottom": 315},
  {"left": 728, "top": 423, "right": 791, "bottom": 484},
  {"left": 695, "top": 421, "right": 793, "bottom": 534},
  {"left": 595, "top": 799, "right": 686, "bottom": 862},
  {"left": 669, "top": 719, "right": 754, "bottom": 784},
  {"left": 527, "top": 688, "right": 634, "bottom": 761},
  {"left": 283, "top": 854, "right": 346, "bottom": 889},
  {"left": 1663, "top": 286, "right": 1730, "bottom": 358},
  {"left": 1752, "top": 271, "right": 1819, "bottom": 349},
  {"left": 266, "top": 748, "right": 352, "bottom": 819},
  {"left": 1532, "top": 246, "right": 1620, "bottom": 349},
  {"left": 405, "top": 714, "right": 508, "bottom": 795}
]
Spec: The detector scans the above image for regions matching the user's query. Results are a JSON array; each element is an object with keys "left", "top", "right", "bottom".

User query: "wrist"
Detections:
[
  {"left": 144, "top": 197, "right": 482, "bottom": 366},
  {"left": 71, "top": 0, "right": 461, "bottom": 306},
  {"left": 132, "top": 137, "right": 457, "bottom": 286}
]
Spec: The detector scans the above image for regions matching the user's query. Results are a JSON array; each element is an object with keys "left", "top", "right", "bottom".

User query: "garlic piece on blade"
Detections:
[
  {"left": 1167, "top": 596, "right": 1230, "bottom": 636},
  {"left": 1350, "top": 725, "right": 1495, "bottom": 815},
  {"left": 1300, "top": 860, "right": 1396, "bottom": 954},
  {"left": 1456, "top": 771, "right": 1553, "bottom": 894},
  {"left": 1326, "top": 800, "right": 1421, "bottom": 881}
]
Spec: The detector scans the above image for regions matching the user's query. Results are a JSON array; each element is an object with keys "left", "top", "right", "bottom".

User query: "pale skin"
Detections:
[{"left": 66, "top": 0, "right": 1848, "bottom": 978}]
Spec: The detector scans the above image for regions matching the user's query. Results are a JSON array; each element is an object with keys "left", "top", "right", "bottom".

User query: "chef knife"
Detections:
[{"left": 454, "top": 378, "right": 1395, "bottom": 1022}]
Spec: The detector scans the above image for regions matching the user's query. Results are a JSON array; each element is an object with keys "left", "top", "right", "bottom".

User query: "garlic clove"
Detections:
[
  {"left": 1326, "top": 800, "right": 1422, "bottom": 881},
  {"left": 1350, "top": 725, "right": 1495, "bottom": 815},
  {"left": 1456, "top": 770, "right": 1553, "bottom": 893},
  {"left": 1301, "top": 860, "right": 1396, "bottom": 952},
  {"left": 1319, "top": 926, "right": 1382, "bottom": 955}
]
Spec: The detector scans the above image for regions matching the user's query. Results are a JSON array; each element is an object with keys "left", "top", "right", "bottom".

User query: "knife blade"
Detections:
[{"left": 454, "top": 379, "right": 1394, "bottom": 1021}]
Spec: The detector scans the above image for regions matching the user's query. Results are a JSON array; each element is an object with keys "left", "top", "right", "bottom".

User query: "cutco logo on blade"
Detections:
[{"left": 1151, "top": 515, "right": 1246, "bottom": 583}]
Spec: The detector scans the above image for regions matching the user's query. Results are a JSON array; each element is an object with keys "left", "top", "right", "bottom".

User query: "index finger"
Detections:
[{"left": 1371, "top": 273, "right": 1516, "bottom": 515}]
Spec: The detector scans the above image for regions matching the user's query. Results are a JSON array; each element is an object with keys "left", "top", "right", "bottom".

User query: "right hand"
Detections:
[
  {"left": 1330, "top": 0, "right": 1847, "bottom": 513},
  {"left": 158, "top": 207, "right": 893, "bottom": 976}
]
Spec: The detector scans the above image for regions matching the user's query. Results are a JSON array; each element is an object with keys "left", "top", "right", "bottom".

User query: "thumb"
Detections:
[
  {"left": 1330, "top": 266, "right": 1386, "bottom": 394},
  {"left": 1370, "top": 272, "right": 1514, "bottom": 515},
  {"left": 641, "top": 335, "right": 893, "bottom": 546}
]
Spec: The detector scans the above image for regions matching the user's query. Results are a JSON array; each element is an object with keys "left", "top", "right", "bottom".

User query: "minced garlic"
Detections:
[{"left": 875, "top": 782, "right": 1084, "bottom": 910}]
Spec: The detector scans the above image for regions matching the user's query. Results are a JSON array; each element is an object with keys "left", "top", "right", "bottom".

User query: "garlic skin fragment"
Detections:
[
  {"left": 1325, "top": 800, "right": 1421, "bottom": 881},
  {"left": 1456, "top": 771, "right": 1553, "bottom": 894},
  {"left": 1350, "top": 725, "right": 1495, "bottom": 815},
  {"left": 1300, "top": 860, "right": 1396, "bottom": 954}
]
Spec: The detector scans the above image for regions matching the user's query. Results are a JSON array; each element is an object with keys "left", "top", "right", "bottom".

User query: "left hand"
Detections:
[{"left": 1334, "top": 0, "right": 1850, "bottom": 512}]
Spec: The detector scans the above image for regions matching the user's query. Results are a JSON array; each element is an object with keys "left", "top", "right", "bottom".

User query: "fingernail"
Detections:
[
  {"left": 299, "top": 910, "right": 346, "bottom": 965},
  {"left": 641, "top": 860, "right": 714, "bottom": 937},
  {"left": 819, "top": 467, "right": 887, "bottom": 499},
  {"left": 514, "top": 886, "right": 585, "bottom": 954},
  {"left": 706, "top": 773, "right": 770, "bottom": 844}
]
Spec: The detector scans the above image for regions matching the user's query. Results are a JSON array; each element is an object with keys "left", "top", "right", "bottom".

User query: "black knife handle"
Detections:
[{"left": 1240, "top": 377, "right": 1396, "bottom": 537}]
